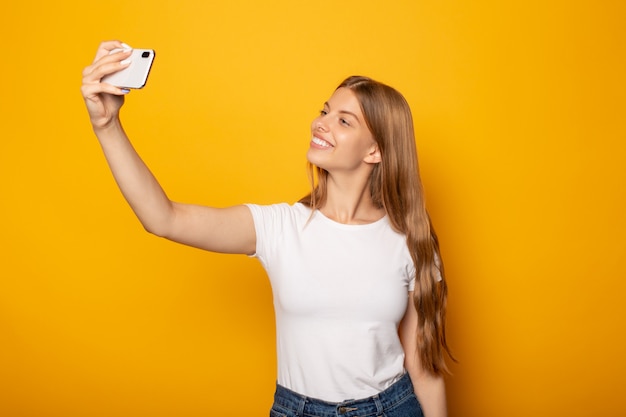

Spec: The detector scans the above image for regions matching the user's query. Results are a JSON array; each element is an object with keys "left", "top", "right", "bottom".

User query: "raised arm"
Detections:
[{"left": 80, "top": 41, "right": 256, "bottom": 255}]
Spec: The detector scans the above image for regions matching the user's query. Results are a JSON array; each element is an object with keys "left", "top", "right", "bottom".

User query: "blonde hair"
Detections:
[{"left": 300, "top": 76, "right": 453, "bottom": 375}]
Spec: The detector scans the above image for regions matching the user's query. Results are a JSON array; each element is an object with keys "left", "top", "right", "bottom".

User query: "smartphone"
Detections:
[{"left": 102, "top": 49, "right": 156, "bottom": 89}]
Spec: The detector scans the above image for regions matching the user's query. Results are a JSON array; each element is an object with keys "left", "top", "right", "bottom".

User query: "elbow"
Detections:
[
  {"left": 141, "top": 221, "right": 169, "bottom": 238},
  {"left": 134, "top": 202, "right": 177, "bottom": 238},
  {"left": 138, "top": 216, "right": 172, "bottom": 238}
]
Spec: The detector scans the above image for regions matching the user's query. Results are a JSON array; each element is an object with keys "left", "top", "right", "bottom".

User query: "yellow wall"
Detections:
[{"left": 1, "top": 1, "right": 625, "bottom": 416}]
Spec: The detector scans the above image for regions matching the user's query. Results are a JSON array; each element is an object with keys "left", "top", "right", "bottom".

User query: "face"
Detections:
[{"left": 307, "top": 87, "right": 380, "bottom": 173}]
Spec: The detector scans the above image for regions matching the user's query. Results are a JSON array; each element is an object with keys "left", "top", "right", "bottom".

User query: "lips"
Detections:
[{"left": 311, "top": 136, "right": 333, "bottom": 148}]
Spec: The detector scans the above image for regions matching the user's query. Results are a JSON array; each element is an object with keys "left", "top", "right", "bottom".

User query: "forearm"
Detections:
[
  {"left": 408, "top": 369, "right": 447, "bottom": 417},
  {"left": 399, "top": 293, "right": 448, "bottom": 417},
  {"left": 94, "top": 119, "right": 174, "bottom": 235}
]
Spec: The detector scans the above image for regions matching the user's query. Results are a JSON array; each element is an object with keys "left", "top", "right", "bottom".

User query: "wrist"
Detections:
[{"left": 92, "top": 116, "right": 123, "bottom": 136}]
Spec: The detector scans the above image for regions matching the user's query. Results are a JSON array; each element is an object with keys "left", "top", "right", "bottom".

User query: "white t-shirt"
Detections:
[{"left": 246, "top": 202, "right": 415, "bottom": 402}]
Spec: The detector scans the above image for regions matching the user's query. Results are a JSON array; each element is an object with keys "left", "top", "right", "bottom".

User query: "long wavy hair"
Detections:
[{"left": 299, "top": 76, "right": 453, "bottom": 375}]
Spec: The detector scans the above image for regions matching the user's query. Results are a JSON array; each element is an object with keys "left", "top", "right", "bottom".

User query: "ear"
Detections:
[{"left": 363, "top": 144, "right": 382, "bottom": 164}]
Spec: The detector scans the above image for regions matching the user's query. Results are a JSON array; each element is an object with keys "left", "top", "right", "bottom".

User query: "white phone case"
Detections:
[{"left": 102, "top": 49, "right": 155, "bottom": 89}]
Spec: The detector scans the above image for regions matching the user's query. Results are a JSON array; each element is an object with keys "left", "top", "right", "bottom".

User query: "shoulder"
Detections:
[{"left": 245, "top": 202, "right": 312, "bottom": 226}]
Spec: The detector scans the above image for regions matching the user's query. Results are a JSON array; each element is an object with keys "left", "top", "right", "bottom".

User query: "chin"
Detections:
[
  {"left": 306, "top": 149, "right": 319, "bottom": 165},
  {"left": 306, "top": 151, "right": 326, "bottom": 169}
]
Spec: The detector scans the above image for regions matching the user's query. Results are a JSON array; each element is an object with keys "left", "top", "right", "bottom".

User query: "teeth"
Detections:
[{"left": 312, "top": 136, "right": 332, "bottom": 147}]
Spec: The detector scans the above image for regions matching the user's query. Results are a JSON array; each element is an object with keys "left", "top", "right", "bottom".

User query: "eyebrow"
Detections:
[{"left": 324, "top": 102, "right": 361, "bottom": 124}]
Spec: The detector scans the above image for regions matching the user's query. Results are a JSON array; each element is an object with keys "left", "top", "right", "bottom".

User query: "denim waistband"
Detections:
[{"left": 273, "top": 372, "right": 415, "bottom": 417}]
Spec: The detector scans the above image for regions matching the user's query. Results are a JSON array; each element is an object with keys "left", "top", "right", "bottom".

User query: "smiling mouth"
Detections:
[{"left": 312, "top": 136, "right": 333, "bottom": 148}]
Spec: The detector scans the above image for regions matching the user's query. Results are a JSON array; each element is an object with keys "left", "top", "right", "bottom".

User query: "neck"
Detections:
[{"left": 320, "top": 171, "right": 385, "bottom": 225}]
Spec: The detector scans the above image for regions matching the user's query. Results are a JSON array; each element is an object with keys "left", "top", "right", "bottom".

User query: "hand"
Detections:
[{"left": 81, "top": 40, "right": 133, "bottom": 130}]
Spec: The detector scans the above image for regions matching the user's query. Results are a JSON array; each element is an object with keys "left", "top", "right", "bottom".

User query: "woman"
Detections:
[{"left": 81, "top": 40, "right": 453, "bottom": 417}]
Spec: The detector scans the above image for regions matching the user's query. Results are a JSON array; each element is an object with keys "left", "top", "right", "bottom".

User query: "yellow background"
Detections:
[{"left": 1, "top": 1, "right": 625, "bottom": 416}]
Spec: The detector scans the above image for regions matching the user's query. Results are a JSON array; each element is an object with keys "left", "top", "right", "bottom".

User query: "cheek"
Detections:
[{"left": 344, "top": 132, "right": 372, "bottom": 152}]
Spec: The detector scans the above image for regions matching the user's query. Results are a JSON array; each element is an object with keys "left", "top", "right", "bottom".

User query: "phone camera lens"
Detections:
[{"left": 141, "top": 51, "right": 150, "bottom": 58}]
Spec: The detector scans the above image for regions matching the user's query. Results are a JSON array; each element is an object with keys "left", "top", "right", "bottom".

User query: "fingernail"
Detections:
[
  {"left": 121, "top": 42, "right": 132, "bottom": 50},
  {"left": 120, "top": 58, "right": 131, "bottom": 65},
  {"left": 121, "top": 89, "right": 130, "bottom": 94}
]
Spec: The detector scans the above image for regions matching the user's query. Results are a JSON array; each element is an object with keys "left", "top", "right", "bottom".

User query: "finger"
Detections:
[
  {"left": 92, "top": 40, "right": 123, "bottom": 62},
  {"left": 92, "top": 40, "right": 132, "bottom": 63},
  {"left": 81, "top": 79, "right": 130, "bottom": 100},
  {"left": 93, "top": 45, "right": 132, "bottom": 68},
  {"left": 82, "top": 54, "right": 131, "bottom": 83}
]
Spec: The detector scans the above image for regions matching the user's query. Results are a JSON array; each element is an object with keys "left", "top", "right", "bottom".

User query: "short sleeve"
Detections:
[
  {"left": 407, "top": 264, "right": 416, "bottom": 292},
  {"left": 406, "top": 252, "right": 443, "bottom": 292},
  {"left": 245, "top": 203, "right": 297, "bottom": 267}
]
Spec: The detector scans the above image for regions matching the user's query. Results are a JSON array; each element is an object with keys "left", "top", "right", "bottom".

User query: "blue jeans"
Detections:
[{"left": 269, "top": 372, "right": 424, "bottom": 417}]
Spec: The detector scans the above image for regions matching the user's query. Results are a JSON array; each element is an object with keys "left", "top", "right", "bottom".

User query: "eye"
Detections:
[
  {"left": 319, "top": 109, "right": 328, "bottom": 116},
  {"left": 340, "top": 118, "right": 351, "bottom": 126}
]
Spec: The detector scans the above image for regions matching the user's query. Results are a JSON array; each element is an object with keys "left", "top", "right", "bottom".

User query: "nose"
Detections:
[{"left": 315, "top": 119, "right": 328, "bottom": 132}]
